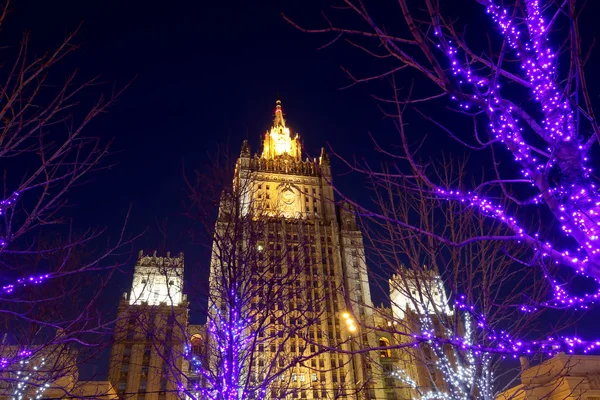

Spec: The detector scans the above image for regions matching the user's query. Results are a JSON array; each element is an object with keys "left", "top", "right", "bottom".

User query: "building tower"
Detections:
[
  {"left": 108, "top": 251, "right": 188, "bottom": 400},
  {"left": 389, "top": 267, "right": 453, "bottom": 398},
  {"left": 206, "top": 99, "right": 385, "bottom": 399}
]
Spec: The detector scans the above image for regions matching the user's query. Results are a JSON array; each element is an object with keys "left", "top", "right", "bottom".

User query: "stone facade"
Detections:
[
  {"left": 204, "top": 100, "right": 386, "bottom": 399},
  {"left": 108, "top": 251, "right": 189, "bottom": 400},
  {"left": 107, "top": 100, "right": 458, "bottom": 400},
  {"left": 498, "top": 354, "right": 600, "bottom": 400}
]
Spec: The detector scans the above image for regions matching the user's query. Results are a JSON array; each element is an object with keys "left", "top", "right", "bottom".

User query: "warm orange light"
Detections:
[{"left": 261, "top": 100, "right": 301, "bottom": 160}]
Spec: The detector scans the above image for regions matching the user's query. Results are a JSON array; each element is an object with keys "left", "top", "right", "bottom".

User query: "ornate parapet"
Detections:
[
  {"left": 136, "top": 250, "right": 184, "bottom": 269},
  {"left": 129, "top": 250, "right": 185, "bottom": 306},
  {"left": 246, "top": 154, "right": 320, "bottom": 177}
]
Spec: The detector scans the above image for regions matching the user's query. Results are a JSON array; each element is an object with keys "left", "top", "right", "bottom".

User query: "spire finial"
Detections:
[
  {"left": 262, "top": 96, "right": 301, "bottom": 160},
  {"left": 274, "top": 97, "right": 285, "bottom": 128},
  {"left": 241, "top": 139, "right": 250, "bottom": 157},
  {"left": 320, "top": 147, "right": 330, "bottom": 165}
]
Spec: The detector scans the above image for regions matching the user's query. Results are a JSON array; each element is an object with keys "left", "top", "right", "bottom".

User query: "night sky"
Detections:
[
  {"left": 7, "top": 0, "right": 600, "bottom": 380},
  {"left": 7, "top": 0, "right": 391, "bottom": 304}
]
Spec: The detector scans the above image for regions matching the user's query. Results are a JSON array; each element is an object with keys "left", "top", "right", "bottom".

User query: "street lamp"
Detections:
[
  {"left": 343, "top": 312, "right": 357, "bottom": 333},
  {"left": 342, "top": 312, "right": 359, "bottom": 399}
]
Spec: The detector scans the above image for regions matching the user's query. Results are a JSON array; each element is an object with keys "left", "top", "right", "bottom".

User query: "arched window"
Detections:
[
  {"left": 379, "top": 337, "right": 391, "bottom": 358},
  {"left": 191, "top": 334, "right": 203, "bottom": 356}
]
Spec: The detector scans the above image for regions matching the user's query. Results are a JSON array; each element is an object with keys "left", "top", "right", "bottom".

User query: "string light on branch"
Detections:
[
  {"left": 8, "top": 353, "right": 49, "bottom": 400},
  {"left": 0, "top": 191, "right": 20, "bottom": 247},
  {"left": 185, "top": 296, "right": 257, "bottom": 400},
  {"left": 391, "top": 312, "right": 494, "bottom": 400},
  {"left": 0, "top": 192, "right": 20, "bottom": 217},
  {"left": 429, "top": 0, "right": 600, "bottom": 306},
  {"left": 2, "top": 274, "right": 51, "bottom": 295}
]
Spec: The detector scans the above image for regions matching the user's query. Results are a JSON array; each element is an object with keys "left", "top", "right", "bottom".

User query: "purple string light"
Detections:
[
  {"left": 431, "top": 0, "right": 600, "bottom": 307},
  {"left": 2, "top": 274, "right": 51, "bottom": 295},
  {"left": 0, "top": 191, "right": 20, "bottom": 247},
  {"left": 449, "top": 295, "right": 600, "bottom": 356}
]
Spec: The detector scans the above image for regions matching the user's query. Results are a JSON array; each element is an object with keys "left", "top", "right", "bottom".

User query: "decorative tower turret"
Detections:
[
  {"left": 261, "top": 99, "right": 302, "bottom": 160},
  {"left": 108, "top": 251, "right": 189, "bottom": 399}
]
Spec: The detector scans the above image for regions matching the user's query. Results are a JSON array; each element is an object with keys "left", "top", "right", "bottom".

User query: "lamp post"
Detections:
[{"left": 342, "top": 312, "right": 360, "bottom": 400}]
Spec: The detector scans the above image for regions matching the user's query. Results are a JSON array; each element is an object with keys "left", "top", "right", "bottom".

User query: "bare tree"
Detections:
[
  {"left": 106, "top": 147, "right": 337, "bottom": 400},
  {"left": 341, "top": 158, "right": 585, "bottom": 399},
  {"left": 286, "top": 0, "right": 600, "bottom": 307},
  {"left": 176, "top": 147, "right": 365, "bottom": 400},
  {"left": 0, "top": 1, "right": 134, "bottom": 397}
]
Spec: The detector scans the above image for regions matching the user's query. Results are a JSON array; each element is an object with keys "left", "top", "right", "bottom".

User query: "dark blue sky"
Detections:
[
  {"left": 8, "top": 0, "right": 600, "bottom": 349},
  {"left": 4, "top": 0, "right": 600, "bottom": 388},
  {"left": 7, "top": 0, "right": 391, "bottom": 298}
]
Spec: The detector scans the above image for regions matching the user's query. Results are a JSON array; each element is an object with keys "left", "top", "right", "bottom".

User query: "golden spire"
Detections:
[
  {"left": 273, "top": 98, "right": 285, "bottom": 129},
  {"left": 261, "top": 98, "right": 301, "bottom": 160}
]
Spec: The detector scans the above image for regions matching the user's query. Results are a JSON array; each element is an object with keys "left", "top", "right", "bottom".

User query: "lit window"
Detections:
[{"left": 379, "top": 337, "right": 392, "bottom": 358}]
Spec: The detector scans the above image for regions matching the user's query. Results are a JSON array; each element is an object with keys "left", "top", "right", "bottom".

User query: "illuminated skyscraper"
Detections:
[{"left": 206, "top": 99, "right": 386, "bottom": 399}]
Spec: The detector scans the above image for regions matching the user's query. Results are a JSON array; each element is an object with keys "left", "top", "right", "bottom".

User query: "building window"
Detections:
[{"left": 191, "top": 334, "right": 203, "bottom": 355}]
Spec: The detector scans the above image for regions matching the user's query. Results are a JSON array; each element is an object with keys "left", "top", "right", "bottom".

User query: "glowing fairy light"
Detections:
[
  {"left": 391, "top": 312, "right": 494, "bottom": 400},
  {"left": 0, "top": 191, "right": 20, "bottom": 247},
  {"left": 4, "top": 351, "right": 48, "bottom": 400},
  {"left": 2, "top": 274, "right": 51, "bottom": 295},
  {"left": 429, "top": 0, "right": 600, "bottom": 307},
  {"left": 390, "top": 297, "right": 600, "bottom": 399}
]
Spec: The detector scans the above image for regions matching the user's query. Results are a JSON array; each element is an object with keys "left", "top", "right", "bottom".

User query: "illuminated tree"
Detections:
[
  {"left": 0, "top": 1, "right": 132, "bottom": 397},
  {"left": 353, "top": 161, "right": 565, "bottom": 399},
  {"left": 166, "top": 149, "right": 332, "bottom": 400},
  {"left": 302, "top": 0, "right": 600, "bottom": 394},
  {"left": 287, "top": 0, "right": 600, "bottom": 309}
]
